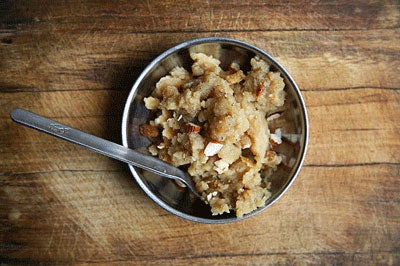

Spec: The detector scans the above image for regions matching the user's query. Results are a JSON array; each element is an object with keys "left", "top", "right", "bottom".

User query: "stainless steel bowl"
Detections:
[{"left": 121, "top": 37, "right": 309, "bottom": 223}]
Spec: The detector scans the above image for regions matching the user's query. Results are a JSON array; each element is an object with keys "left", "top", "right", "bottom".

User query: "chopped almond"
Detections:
[
  {"left": 270, "top": 128, "right": 283, "bottom": 144},
  {"left": 256, "top": 84, "right": 264, "bottom": 97},
  {"left": 214, "top": 159, "right": 229, "bottom": 174},
  {"left": 157, "top": 142, "right": 166, "bottom": 149},
  {"left": 204, "top": 141, "right": 223, "bottom": 156},
  {"left": 206, "top": 191, "right": 219, "bottom": 202},
  {"left": 186, "top": 122, "right": 201, "bottom": 133},
  {"left": 228, "top": 62, "right": 240, "bottom": 73}
]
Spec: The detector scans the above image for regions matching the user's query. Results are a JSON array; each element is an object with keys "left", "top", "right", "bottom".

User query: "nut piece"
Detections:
[
  {"left": 157, "top": 142, "right": 166, "bottom": 149},
  {"left": 139, "top": 124, "right": 159, "bottom": 138},
  {"left": 228, "top": 62, "right": 240, "bottom": 73},
  {"left": 214, "top": 159, "right": 229, "bottom": 174},
  {"left": 270, "top": 128, "right": 283, "bottom": 145},
  {"left": 206, "top": 191, "right": 219, "bottom": 201},
  {"left": 256, "top": 84, "right": 264, "bottom": 97},
  {"left": 204, "top": 141, "right": 223, "bottom": 156},
  {"left": 186, "top": 122, "right": 201, "bottom": 133}
]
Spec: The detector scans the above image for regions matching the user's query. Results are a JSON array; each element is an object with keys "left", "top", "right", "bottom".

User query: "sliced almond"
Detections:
[
  {"left": 157, "top": 142, "right": 166, "bottom": 149},
  {"left": 228, "top": 62, "right": 240, "bottom": 73},
  {"left": 214, "top": 159, "right": 229, "bottom": 174},
  {"left": 204, "top": 141, "right": 223, "bottom": 156},
  {"left": 270, "top": 133, "right": 282, "bottom": 145},
  {"left": 206, "top": 193, "right": 213, "bottom": 201},
  {"left": 240, "top": 134, "right": 252, "bottom": 149},
  {"left": 206, "top": 191, "right": 219, "bottom": 202},
  {"left": 270, "top": 128, "right": 283, "bottom": 145}
]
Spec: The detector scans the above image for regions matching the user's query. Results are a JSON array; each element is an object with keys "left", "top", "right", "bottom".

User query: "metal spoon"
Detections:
[{"left": 10, "top": 108, "right": 200, "bottom": 197}]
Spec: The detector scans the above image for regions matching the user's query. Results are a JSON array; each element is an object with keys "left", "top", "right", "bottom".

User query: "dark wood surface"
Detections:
[{"left": 1, "top": 1, "right": 399, "bottom": 265}]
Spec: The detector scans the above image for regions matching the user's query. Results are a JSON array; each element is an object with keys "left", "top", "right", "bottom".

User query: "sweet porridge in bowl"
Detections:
[
  {"left": 122, "top": 37, "right": 308, "bottom": 223},
  {"left": 140, "top": 52, "right": 285, "bottom": 217}
]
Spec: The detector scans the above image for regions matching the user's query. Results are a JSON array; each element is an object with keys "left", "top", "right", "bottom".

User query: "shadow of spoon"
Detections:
[{"left": 10, "top": 108, "right": 200, "bottom": 197}]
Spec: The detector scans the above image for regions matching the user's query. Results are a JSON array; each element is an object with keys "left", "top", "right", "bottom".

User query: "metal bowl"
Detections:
[{"left": 121, "top": 37, "right": 308, "bottom": 223}]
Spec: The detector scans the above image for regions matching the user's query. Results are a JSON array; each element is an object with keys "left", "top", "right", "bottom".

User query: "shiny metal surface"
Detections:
[
  {"left": 121, "top": 37, "right": 309, "bottom": 223},
  {"left": 10, "top": 108, "right": 199, "bottom": 197}
]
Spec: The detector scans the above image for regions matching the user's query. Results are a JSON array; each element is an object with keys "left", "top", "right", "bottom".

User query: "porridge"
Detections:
[{"left": 140, "top": 52, "right": 285, "bottom": 217}]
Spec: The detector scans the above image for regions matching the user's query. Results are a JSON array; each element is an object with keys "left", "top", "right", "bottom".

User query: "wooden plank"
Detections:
[
  {"left": 304, "top": 88, "right": 400, "bottom": 165},
  {"left": 2, "top": 0, "right": 399, "bottom": 32},
  {"left": 0, "top": 91, "right": 127, "bottom": 173},
  {"left": 0, "top": 30, "right": 399, "bottom": 93},
  {"left": 1, "top": 165, "right": 398, "bottom": 264}
]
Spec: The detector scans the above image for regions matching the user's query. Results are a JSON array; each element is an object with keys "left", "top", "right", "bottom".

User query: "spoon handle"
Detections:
[{"left": 10, "top": 108, "right": 193, "bottom": 190}]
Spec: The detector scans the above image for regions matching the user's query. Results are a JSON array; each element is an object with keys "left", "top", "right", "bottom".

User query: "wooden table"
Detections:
[{"left": 1, "top": 1, "right": 399, "bottom": 264}]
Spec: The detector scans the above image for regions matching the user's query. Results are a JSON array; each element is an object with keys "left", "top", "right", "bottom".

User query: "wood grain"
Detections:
[
  {"left": 1, "top": 0, "right": 399, "bottom": 265},
  {"left": 1, "top": 30, "right": 399, "bottom": 92}
]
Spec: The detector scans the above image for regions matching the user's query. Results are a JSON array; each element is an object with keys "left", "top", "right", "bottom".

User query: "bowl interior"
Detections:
[{"left": 122, "top": 38, "right": 308, "bottom": 223}]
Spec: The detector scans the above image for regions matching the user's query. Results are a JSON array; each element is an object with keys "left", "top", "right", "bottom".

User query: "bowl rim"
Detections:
[{"left": 121, "top": 37, "right": 309, "bottom": 223}]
